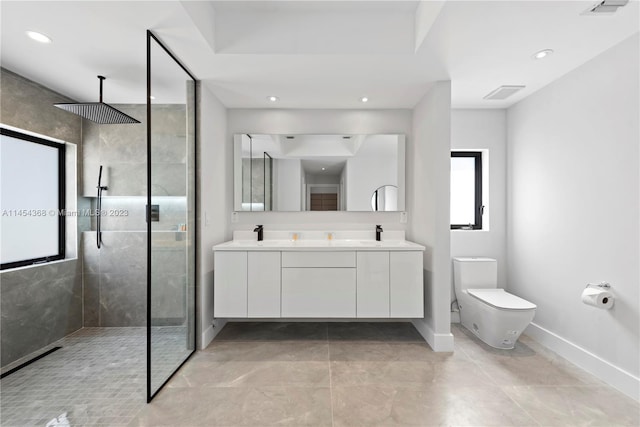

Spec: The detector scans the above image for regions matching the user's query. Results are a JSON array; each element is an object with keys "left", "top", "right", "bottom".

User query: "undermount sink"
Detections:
[
  {"left": 213, "top": 230, "right": 425, "bottom": 251},
  {"left": 214, "top": 239, "right": 424, "bottom": 251}
]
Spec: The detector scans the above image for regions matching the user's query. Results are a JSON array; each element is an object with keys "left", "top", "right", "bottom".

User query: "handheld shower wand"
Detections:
[{"left": 96, "top": 165, "right": 108, "bottom": 249}]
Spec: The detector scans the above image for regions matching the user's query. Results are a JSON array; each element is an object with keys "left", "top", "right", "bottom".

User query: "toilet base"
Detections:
[
  {"left": 460, "top": 320, "right": 518, "bottom": 349},
  {"left": 458, "top": 295, "right": 535, "bottom": 350}
]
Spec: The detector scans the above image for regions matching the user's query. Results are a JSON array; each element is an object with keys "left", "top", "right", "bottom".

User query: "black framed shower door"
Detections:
[{"left": 146, "top": 30, "right": 197, "bottom": 402}]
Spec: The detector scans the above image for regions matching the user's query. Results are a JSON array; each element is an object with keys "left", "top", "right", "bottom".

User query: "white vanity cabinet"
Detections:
[
  {"left": 281, "top": 251, "right": 356, "bottom": 317},
  {"left": 248, "top": 251, "right": 281, "bottom": 317},
  {"left": 214, "top": 251, "right": 281, "bottom": 318},
  {"left": 213, "top": 239, "right": 424, "bottom": 319},
  {"left": 357, "top": 252, "right": 390, "bottom": 317},
  {"left": 390, "top": 251, "right": 424, "bottom": 318},
  {"left": 213, "top": 251, "right": 247, "bottom": 317},
  {"left": 356, "top": 251, "right": 424, "bottom": 318}
]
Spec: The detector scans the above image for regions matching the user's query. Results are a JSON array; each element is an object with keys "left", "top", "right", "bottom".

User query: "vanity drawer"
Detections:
[
  {"left": 282, "top": 251, "right": 355, "bottom": 268},
  {"left": 282, "top": 268, "right": 356, "bottom": 317}
]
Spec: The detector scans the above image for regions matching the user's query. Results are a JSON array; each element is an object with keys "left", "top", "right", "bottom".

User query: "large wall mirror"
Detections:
[{"left": 233, "top": 134, "right": 405, "bottom": 212}]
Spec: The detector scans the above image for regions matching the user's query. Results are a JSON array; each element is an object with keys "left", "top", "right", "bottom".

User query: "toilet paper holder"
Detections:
[{"left": 585, "top": 281, "right": 611, "bottom": 289}]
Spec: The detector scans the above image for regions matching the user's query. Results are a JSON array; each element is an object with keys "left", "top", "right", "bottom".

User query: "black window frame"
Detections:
[
  {"left": 0, "top": 127, "right": 66, "bottom": 270},
  {"left": 451, "top": 151, "right": 483, "bottom": 230}
]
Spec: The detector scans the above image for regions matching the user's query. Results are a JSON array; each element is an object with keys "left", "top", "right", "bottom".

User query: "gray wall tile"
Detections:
[
  {"left": 98, "top": 232, "right": 146, "bottom": 275},
  {"left": 0, "top": 260, "right": 82, "bottom": 366},
  {"left": 151, "top": 274, "right": 186, "bottom": 321},
  {"left": 82, "top": 103, "right": 187, "bottom": 198},
  {"left": 82, "top": 232, "right": 147, "bottom": 327},
  {"left": 152, "top": 163, "right": 187, "bottom": 196},
  {"left": 0, "top": 68, "right": 81, "bottom": 144},
  {"left": 83, "top": 273, "right": 100, "bottom": 327},
  {"left": 100, "top": 272, "right": 147, "bottom": 327}
]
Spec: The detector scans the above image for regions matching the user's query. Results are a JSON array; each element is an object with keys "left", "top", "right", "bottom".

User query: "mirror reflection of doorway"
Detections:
[
  {"left": 306, "top": 184, "right": 340, "bottom": 211},
  {"left": 310, "top": 193, "right": 338, "bottom": 211}
]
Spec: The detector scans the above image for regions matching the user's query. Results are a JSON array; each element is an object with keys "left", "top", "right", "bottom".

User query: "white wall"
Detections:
[
  {"left": 198, "top": 84, "right": 230, "bottom": 348},
  {"left": 306, "top": 173, "right": 340, "bottom": 185},
  {"left": 507, "top": 34, "right": 639, "bottom": 400},
  {"left": 227, "top": 109, "right": 412, "bottom": 231},
  {"left": 407, "top": 81, "right": 453, "bottom": 351},
  {"left": 450, "top": 109, "right": 507, "bottom": 320}
]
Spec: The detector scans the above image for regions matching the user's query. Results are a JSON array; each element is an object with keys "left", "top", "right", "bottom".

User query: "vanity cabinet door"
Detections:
[
  {"left": 281, "top": 268, "right": 356, "bottom": 317},
  {"left": 390, "top": 251, "right": 423, "bottom": 317},
  {"left": 248, "top": 251, "right": 281, "bottom": 318},
  {"left": 214, "top": 251, "right": 247, "bottom": 317},
  {"left": 357, "top": 252, "right": 390, "bottom": 317}
]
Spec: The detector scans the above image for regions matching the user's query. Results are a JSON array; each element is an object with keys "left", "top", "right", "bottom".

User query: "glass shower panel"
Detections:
[
  {"left": 264, "top": 152, "right": 273, "bottom": 211},
  {"left": 147, "top": 31, "right": 196, "bottom": 401}
]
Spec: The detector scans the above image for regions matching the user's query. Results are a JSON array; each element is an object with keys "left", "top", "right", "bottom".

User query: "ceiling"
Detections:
[{"left": 1, "top": 1, "right": 638, "bottom": 109}]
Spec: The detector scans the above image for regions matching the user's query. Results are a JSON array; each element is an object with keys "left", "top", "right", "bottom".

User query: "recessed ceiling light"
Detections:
[
  {"left": 322, "top": 167, "right": 326, "bottom": 171},
  {"left": 267, "top": 96, "right": 279, "bottom": 102},
  {"left": 533, "top": 49, "right": 554, "bottom": 60},
  {"left": 360, "top": 97, "right": 369, "bottom": 103},
  {"left": 26, "top": 30, "right": 52, "bottom": 44}
]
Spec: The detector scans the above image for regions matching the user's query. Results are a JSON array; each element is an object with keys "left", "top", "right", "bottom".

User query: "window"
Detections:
[
  {"left": 1, "top": 127, "right": 65, "bottom": 269},
  {"left": 451, "top": 151, "right": 483, "bottom": 230}
]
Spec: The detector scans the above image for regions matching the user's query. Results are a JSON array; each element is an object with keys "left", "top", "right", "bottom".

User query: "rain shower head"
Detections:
[
  {"left": 55, "top": 102, "right": 140, "bottom": 124},
  {"left": 54, "top": 76, "right": 140, "bottom": 124}
]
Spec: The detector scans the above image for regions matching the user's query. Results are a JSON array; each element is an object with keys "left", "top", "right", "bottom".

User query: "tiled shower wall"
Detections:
[
  {"left": 0, "top": 261, "right": 83, "bottom": 365},
  {"left": 82, "top": 231, "right": 187, "bottom": 327},
  {"left": 81, "top": 104, "right": 187, "bottom": 198},
  {"left": 81, "top": 104, "right": 189, "bottom": 327},
  {"left": 0, "top": 68, "right": 84, "bottom": 367}
]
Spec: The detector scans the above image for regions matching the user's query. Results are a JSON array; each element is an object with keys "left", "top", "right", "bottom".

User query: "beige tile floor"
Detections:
[{"left": 130, "top": 322, "right": 640, "bottom": 427}]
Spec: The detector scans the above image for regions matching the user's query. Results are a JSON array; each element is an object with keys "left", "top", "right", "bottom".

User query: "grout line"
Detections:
[
  {"left": 499, "top": 385, "right": 543, "bottom": 427},
  {"left": 327, "top": 323, "right": 335, "bottom": 427},
  {"left": 454, "top": 325, "right": 542, "bottom": 425}
]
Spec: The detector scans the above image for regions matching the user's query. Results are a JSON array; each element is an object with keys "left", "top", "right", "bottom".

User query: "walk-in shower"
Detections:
[{"left": 0, "top": 30, "right": 197, "bottom": 425}]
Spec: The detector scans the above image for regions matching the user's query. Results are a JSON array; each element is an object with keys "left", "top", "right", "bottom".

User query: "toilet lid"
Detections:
[{"left": 467, "top": 289, "right": 536, "bottom": 310}]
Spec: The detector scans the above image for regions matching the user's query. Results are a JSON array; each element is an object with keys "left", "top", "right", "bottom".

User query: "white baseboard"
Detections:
[
  {"left": 411, "top": 319, "right": 454, "bottom": 352},
  {"left": 526, "top": 322, "right": 639, "bottom": 401},
  {"left": 200, "top": 319, "right": 228, "bottom": 350}
]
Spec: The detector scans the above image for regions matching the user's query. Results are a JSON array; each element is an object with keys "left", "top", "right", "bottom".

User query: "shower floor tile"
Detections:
[{"left": 0, "top": 326, "right": 191, "bottom": 427}]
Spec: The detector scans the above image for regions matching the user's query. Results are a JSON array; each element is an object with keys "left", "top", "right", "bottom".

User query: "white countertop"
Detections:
[{"left": 213, "top": 239, "right": 425, "bottom": 251}]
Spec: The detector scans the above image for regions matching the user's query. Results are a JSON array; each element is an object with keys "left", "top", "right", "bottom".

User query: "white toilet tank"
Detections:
[{"left": 453, "top": 257, "right": 498, "bottom": 291}]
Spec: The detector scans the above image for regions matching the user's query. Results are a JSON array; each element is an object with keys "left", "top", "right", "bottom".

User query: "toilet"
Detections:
[{"left": 453, "top": 257, "right": 536, "bottom": 349}]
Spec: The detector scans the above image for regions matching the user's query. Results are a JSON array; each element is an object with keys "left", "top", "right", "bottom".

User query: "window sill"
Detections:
[{"left": 0, "top": 258, "right": 78, "bottom": 273}]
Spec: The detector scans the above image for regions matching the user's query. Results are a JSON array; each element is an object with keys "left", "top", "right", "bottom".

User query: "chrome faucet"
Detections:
[
  {"left": 376, "top": 224, "right": 383, "bottom": 241},
  {"left": 254, "top": 224, "right": 264, "bottom": 241}
]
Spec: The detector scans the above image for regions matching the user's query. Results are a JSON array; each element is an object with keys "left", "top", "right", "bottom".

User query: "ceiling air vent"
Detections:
[
  {"left": 584, "top": 0, "right": 628, "bottom": 14},
  {"left": 483, "top": 85, "right": 525, "bottom": 100}
]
